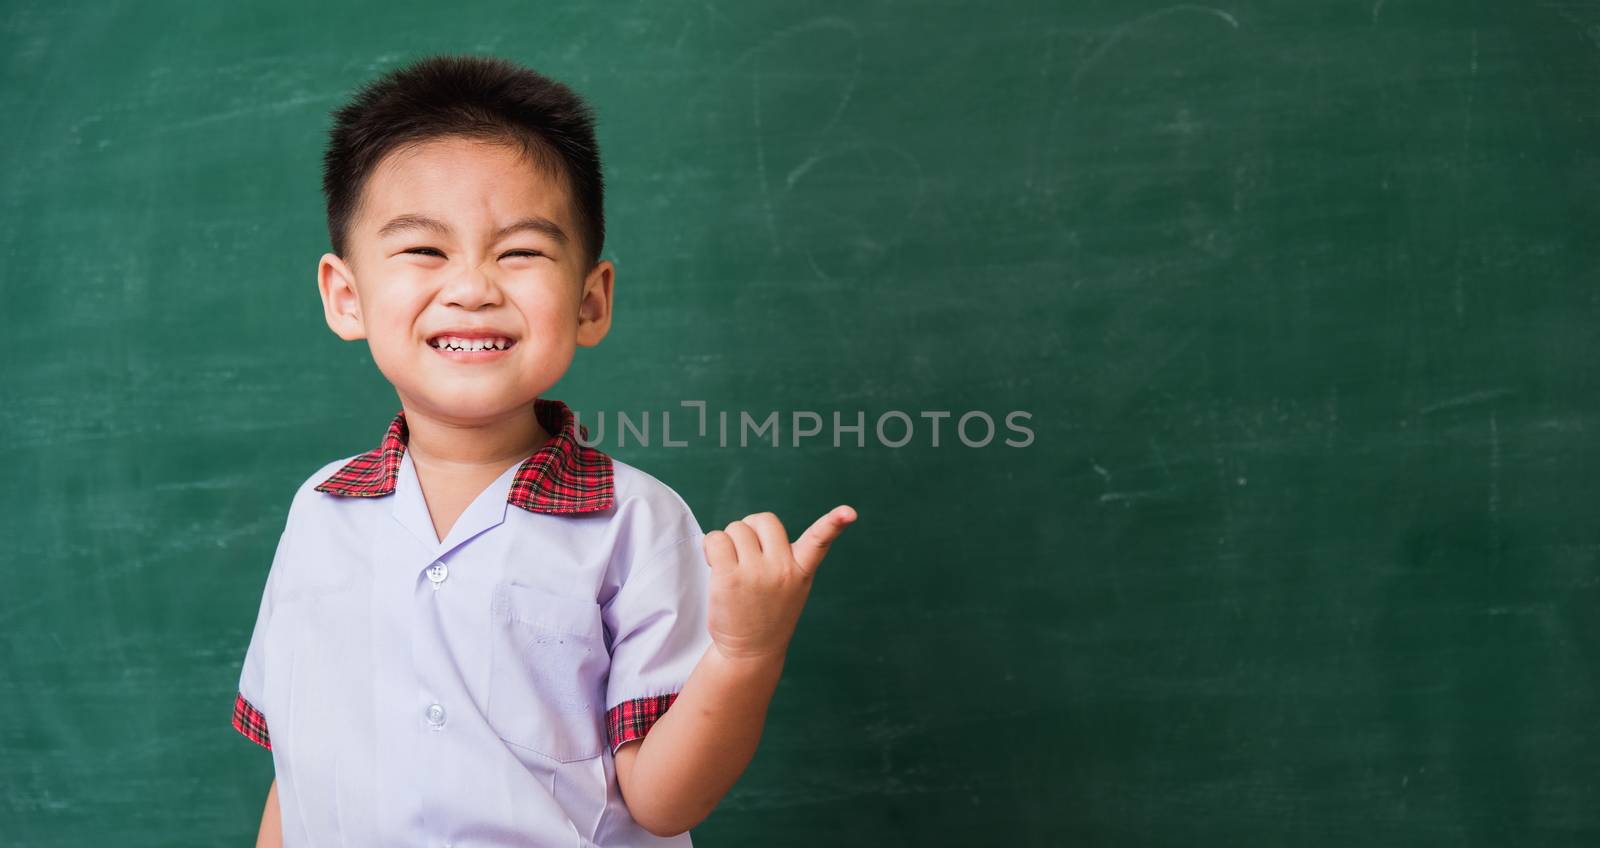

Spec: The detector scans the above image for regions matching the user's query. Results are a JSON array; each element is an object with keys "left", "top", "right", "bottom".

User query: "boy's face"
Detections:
[{"left": 317, "top": 136, "right": 613, "bottom": 426}]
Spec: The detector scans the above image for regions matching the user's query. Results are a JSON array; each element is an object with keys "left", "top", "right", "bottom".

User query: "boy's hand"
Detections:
[{"left": 703, "top": 506, "right": 857, "bottom": 663}]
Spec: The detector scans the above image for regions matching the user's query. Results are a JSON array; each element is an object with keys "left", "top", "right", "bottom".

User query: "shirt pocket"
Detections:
[{"left": 486, "top": 582, "right": 610, "bottom": 763}]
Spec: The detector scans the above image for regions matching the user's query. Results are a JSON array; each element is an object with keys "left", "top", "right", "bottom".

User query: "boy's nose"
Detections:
[{"left": 441, "top": 266, "right": 503, "bottom": 306}]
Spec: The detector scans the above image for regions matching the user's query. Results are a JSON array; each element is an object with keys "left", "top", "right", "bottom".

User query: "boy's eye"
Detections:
[{"left": 402, "top": 248, "right": 542, "bottom": 259}]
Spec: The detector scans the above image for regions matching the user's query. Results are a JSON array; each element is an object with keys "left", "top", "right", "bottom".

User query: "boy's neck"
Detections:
[{"left": 402, "top": 402, "right": 552, "bottom": 478}]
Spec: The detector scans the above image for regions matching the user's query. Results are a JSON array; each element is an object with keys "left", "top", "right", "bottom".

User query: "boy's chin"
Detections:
[{"left": 397, "top": 386, "right": 545, "bottom": 418}]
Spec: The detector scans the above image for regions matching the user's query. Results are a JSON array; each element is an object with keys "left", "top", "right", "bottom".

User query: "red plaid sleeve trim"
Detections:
[
  {"left": 606, "top": 693, "right": 679, "bottom": 752},
  {"left": 233, "top": 692, "right": 272, "bottom": 750}
]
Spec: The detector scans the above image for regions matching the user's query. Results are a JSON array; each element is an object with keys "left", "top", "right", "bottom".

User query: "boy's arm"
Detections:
[
  {"left": 256, "top": 779, "right": 282, "bottom": 848},
  {"left": 612, "top": 645, "right": 785, "bottom": 834},
  {"left": 613, "top": 506, "right": 856, "bottom": 837}
]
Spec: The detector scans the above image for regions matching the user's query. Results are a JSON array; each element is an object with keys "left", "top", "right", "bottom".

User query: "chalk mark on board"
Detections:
[
  {"left": 1452, "top": 29, "right": 1479, "bottom": 322},
  {"left": 1205, "top": 394, "right": 1238, "bottom": 557},
  {"left": 1150, "top": 437, "right": 1175, "bottom": 483},
  {"left": 1034, "top": 5, "right": 1242, "bottom": 212},
  {"left": 1324, "top": 384, "right": 1340, "bottom": 451},
  {"left": 155, "top": 93, "right": 342, "bottom": 135},
  {"left": 1070, "top": 5, "right": 1241, "bottom": 88},
  {"left": 1488, "top": 410, "right": 1503, "bottom": 562},
  {"left": 1540, "top": 3, "right": 1600, "bottom": 51},
  {"left": 785, "top": 153, "right": 823, "bottom": 189},
  {"left": 0, "top": 514, "right": 279, "bottom": 625},
  {"left": 789, "top": 141, "right": 927, "bottom": 282},
  {"left": 1372, "top": 0, "right": 1387, "bottom": 23},
  {"left": 1420, "top": 387, "right": 1512, "bottom": 416},
  {"left": 1028, "top": 5, "right": 1241, "bottom": 197},
  {"left": 752, "top": 73, "right": 779, "bottom": 251},
  {"left": 734, "top": 17, "right": 864, "bottom": 254},
  {"left": 1099, "top": 488, "right": 1177, "bottom": 504}
]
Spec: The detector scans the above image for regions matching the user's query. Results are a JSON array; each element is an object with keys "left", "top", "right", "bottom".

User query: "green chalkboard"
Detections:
[{"left": 3, "top": 0, "right": 1597, "bottom": 844}]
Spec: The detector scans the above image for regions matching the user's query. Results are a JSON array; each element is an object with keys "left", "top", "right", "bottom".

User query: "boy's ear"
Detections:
[
  {"left": 317, "top": 252, "right": 367, "bottom": 341},
  {"left": 576, "top": 259, "right": 614, "bottom": 347}
]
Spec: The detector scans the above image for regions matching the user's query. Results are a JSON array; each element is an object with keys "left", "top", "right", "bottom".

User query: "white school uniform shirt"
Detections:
[{"left": 232, "top": 398, "right": 713, "bottom": 847}]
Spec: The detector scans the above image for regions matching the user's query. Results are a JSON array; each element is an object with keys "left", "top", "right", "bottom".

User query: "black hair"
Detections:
[{"left": 322, "top": 54, "right": 605, "bottom": 268}]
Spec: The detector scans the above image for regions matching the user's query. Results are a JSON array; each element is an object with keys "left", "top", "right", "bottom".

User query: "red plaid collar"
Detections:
[{"left": 313, "top": 398, "right": 614, "bottom": 514}]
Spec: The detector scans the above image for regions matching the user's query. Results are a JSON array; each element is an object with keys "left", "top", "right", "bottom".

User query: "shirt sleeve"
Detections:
[
  {"left": 232, "top": 513, "right": 294, "bottom": 751},
  {"left": 601, "top": 527, "right": 713, "bottom": 753}
]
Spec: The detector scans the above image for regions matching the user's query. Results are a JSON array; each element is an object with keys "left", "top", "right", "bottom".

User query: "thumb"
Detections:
[{"left": 791, "top": 505, "right": 857, "bottom": 578}]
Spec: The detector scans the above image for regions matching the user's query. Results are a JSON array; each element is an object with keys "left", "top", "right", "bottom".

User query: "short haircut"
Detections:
[{"left": 322, "top": 54, "right": 605, "bottom": 268}]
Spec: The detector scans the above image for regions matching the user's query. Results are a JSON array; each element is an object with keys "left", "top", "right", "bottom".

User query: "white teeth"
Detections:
[{"left": 430, "top": 335, "right": 511, "bottom": 352}]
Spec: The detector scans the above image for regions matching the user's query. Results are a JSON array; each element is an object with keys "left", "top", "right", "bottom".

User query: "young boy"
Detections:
[{"left": 231, "top": 54, "right": 856, "bottom": 846}]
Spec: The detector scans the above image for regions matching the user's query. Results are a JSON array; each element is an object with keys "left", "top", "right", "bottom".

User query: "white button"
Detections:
[
  {"left": 426, "top": 562, "right": 448, "bottom": 584},
  {"left": 425, "top": 703, "right": 446, "bottom": 727}
]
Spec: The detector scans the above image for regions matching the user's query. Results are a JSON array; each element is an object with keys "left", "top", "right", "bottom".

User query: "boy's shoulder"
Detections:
[
  {"left": 603, "top": 456, "right": 707, "bottom": 558},
  {"left": 607, "top": 455, "right": 700, "bottom": 524},
  {"left": 307, "top": 455, "right": 359, "bottom": 491},
  {"left": 280, "top": 454, "right": 364, "bottom": 523},
  {"left": 607, "top": 455, "right": 693, "bottom": 516}
]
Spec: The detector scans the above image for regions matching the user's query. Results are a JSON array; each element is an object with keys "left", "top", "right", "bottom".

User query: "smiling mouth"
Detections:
[{"left": 427, "top": 335, "right": 516, "bottom": 352}]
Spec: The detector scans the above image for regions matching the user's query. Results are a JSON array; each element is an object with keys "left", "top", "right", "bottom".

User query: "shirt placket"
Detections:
[{"left": 388, "top": 450, "right": 517, "bottom": 847}]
